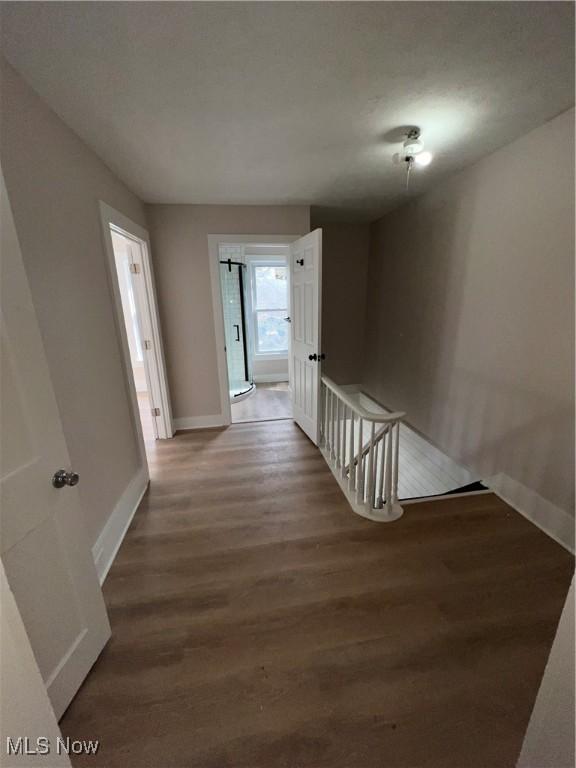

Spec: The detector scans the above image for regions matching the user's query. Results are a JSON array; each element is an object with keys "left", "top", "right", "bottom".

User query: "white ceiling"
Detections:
[{"left": 1, "top": 2, "right": 574, "bottom": 221}]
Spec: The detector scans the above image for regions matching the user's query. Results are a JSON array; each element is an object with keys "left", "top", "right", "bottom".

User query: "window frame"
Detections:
[{"left": 248, "top": 259, "right": 289, "bottom": 358}]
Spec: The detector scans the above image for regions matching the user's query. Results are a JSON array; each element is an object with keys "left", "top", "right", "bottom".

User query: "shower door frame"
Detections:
[
  {"left": 219, "top": 258, "right": 252, "bottom": 395},
  {"left": 208, "top": 234, "right": 302, "bottom": 426}
]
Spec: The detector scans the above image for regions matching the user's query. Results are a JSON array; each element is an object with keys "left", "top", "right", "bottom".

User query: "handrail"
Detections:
[
  {"left": 321, "top": 375, "right": 405, "bottom": 423},
  {"left": 344, "top": 422, "right": 389, "bottom": 474},
  {"left": 319, "top": 376, "right": 404, "bottom": 523}
]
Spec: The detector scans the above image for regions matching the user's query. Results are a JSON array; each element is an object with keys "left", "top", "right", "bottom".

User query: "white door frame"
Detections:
[
  {"left": 100, "top": 203, "right": 173, "bottom": 454},
  {"left": 208, "top": 234, "right": 301, "bottom": 426}
]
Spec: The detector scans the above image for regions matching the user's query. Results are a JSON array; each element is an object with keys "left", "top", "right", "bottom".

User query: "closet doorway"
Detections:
[{"left": 100, "top": 204, "right": 173, "bottom": 462}]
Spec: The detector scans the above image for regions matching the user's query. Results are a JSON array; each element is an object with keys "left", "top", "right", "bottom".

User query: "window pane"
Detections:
[
  {"left": 256, "top": 310, "right": 288, "bottom": 352},
  {"left": 254, "top": 266, "right": 288, "bottom": 310}
]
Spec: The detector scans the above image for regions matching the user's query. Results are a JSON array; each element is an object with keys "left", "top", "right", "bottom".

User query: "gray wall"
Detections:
[
  {"left": 362, "top": 108, "right": 575, "bottom": 515},
  {"left": 0, "top": 59, "right": 147, "bottom": 547},
  {"left": 146, "top": 204, "right": 310, "bottom": 421},
  {"left": 319, "top": 223, "right": 370, "bottom": 385}
]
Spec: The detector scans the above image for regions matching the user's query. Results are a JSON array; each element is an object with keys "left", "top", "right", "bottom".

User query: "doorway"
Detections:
[
  {"left": 110, "top": 230, "right": 156, "bottom": 444},
  {"left": 209, "top": 232, "right": 322, "bottom": 437},
  {"left": 100, "top": 203, "right": 173, "bottom": 462},
  {"left": 209, "top": 238, "right": 297, "bottom": 425},
  {"left": 219, "top": 246, "right": 293, "bottom": 424}
]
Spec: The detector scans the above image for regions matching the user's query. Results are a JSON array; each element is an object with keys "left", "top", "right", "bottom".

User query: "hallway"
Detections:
[{"left": 60, "top": 420, "right": 573, "bottom": 768}]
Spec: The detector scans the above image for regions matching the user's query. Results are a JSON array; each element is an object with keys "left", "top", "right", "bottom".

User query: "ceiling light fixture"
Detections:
[
  {"left": 403, "top": 129, "right": 424, "bottom": 155},
  {"left": 394, "top": 127, "right": 433, "bottom": 190}
]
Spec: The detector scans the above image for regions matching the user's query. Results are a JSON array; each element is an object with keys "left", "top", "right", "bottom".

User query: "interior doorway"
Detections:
[
  {"left": 100, "top": 203, "right": 173, "bottom": 464},
  {"left": 110, "top": 230, "right": 157, "bottom": 444},
  {"left": 219, "top": 246, "right": 293, "bottom": 424},
  {"left": 208, "top": 232, "right": 322, "bottom": 438}
]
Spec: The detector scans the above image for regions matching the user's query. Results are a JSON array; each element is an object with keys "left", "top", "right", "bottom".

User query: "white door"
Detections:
[
  {"left": 1, "top": 561, "right": 72, "bottom": 766},
  {"left": 290, "top": 229, "right": 322, "bottom": 444},
  {"left": 0, "top": 171, "right": 111, "bottom": 720}
]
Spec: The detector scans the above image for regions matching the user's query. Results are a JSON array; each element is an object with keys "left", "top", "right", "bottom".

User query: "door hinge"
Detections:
[
  {"left": 129, "top": 263, "right": 141, "bottom": 274},
  {"left": 151, "top": 407, "right": 161, "bottom": 417},
  {"left": 144, "top": 339, "right": 152, "bottom": 350}
]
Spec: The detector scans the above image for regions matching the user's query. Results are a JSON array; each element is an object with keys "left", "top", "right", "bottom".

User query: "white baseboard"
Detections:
[
  {"left": 253, "top": 373, "right": 289, "bottom": 383},
  {"left": 487, "top": 473, "right": 575, "bottom": 554},
  {"left": 173, "top": 414, "right": 226, "bottom": 431},
  {"left": 92, "top": 466, "right": 149, "bottom": 584}
]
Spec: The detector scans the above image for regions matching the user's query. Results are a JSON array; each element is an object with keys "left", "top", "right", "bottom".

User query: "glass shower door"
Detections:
[{"left": 219, "top": 261, "right": 252, "bottom": 397}]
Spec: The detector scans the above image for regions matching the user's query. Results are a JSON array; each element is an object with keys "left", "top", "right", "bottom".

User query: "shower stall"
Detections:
[{"left": 219, "top": 259, "right": 255, "bottom": 400}]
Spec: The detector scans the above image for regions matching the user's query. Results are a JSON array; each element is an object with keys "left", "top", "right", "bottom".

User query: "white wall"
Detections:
[
  {"left": 362, "top": 108, "right": 575, "bottom": 519},
  {"left": 253, "top": 357, "right": 289, "bottom": 382},
  {"left": 0, "top": 58, "right": 147, "bottom": 547}
]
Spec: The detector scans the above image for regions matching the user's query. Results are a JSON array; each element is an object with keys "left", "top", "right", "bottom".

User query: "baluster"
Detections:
[
  {"left": 328, "top": 389, "right": 333, "bottom": 460},
  {"left": 377, "top": 426, "right": 387, "bottom": 507},
  {"left": 371, "top": 438, "right": 378, "bottom": 506},
  {"left": 366, "top": 421, "right": 376, "bottom": 509},
  {"left": 319, "top": 383, "right": 324, "bottom": 445},
  {"left": 335, "top": 398, "right": 341, "bottom": 468},
  {"left": 331, "top": 391, "right": 336, "bottom": 462},
  {"left": 393, "top": 420, "right": 400, "bottom": 503},
  {"left": 341, "top": 404, "right": 348, "bottom": 480},
  {"left": 384, "top": 424, "right": 394, "bottom": 512},
  {"left": 323, "top": 386, "right": 328, "bottom": 450},
  {"left": 323, "top": 387, "right": 328, "bottom": 451},
  {"left": 348, "top": 411, "right": 355, "bottom": 492},
  {"left": 355, "top": 418, "right": 364, "bottom": 505}
]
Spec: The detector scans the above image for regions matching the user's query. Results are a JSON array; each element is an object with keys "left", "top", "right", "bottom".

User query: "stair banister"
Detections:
[{"left": 320, "top": 376, "right": 405, "bottom": 523}]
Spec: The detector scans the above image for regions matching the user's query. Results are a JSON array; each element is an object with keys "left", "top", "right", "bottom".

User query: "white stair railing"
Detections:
[{"left": 320, "top": 376, "right": 405, "bottom": 522}]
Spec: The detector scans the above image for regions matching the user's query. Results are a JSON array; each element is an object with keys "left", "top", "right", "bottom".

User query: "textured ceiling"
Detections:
[{"left": 1, "top": 2, "right": 574, "bottom": 221}]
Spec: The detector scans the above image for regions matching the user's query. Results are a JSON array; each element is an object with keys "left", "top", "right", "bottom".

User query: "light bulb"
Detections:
[{"left": 414, "top": 151, "right": 433, "bottom": 167}]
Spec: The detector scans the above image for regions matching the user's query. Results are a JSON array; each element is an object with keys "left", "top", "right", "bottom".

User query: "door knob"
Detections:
[
  {"left": 296, "top": 258, "right": 304, "bottom": 266},
  {"left": 52, "top": 469, "right": 80, "bottom": 489},
  {"left": 308, "top": 353, "right": 317, "bottom": 361}
]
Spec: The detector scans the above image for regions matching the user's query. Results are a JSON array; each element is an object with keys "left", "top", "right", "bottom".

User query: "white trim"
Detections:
[
  {"left": 253, "top": 373, "right": 289, "bottom": 383},
  {"left": 207, "top": 234, "right": 302, "bottom": 427},
  {"left": 173, "top": 414, "right": 226, "bottom": 431},
  {"left": 99, "top": 202, "right": 174, "bottom": 446},
  {"left": 402, "top": 489, "right": 493, "bottom": 504},
  {"left": 92, "top": 467, "right": 149, "bottom": 584},
  {"left": 486, "top": 473, "right": 575, "bottom": 554}
]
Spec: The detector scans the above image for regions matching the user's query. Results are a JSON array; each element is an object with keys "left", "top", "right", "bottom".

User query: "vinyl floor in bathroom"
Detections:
[{"left": 231, "top": 381, "right": 292, "bottom": 423}]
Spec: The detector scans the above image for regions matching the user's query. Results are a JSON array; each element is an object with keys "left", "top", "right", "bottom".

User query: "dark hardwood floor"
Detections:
[{"left": 61, "top": 420, "right": 573, "bottom": 768}]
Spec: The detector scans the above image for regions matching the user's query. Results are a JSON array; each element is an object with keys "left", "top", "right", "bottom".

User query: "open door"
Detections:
[
  {"left": 0, "top": 170, "right": 111, "bottom": 719},
  {"left": 289, "top": 229, "right": 322, "bottom": 444}
]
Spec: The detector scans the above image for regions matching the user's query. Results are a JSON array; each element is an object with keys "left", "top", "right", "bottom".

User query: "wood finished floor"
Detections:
[
  {"left": 231, "top": 382, "right": 292, "bottom": 423},
  {"left": 61, "top": 420, "right": 574, "bottom": 768}
]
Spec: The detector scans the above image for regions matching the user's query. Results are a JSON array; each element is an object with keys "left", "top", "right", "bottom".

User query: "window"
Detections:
[{"left": 251, "top": 263, "right": 288, "bottom": 354}]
